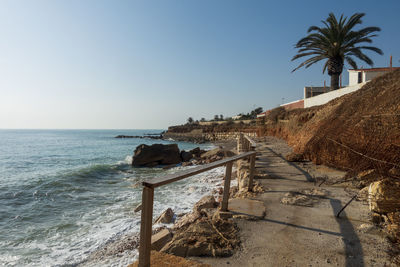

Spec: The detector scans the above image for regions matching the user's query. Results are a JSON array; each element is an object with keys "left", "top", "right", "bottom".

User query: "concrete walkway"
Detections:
[{"left": 196, "top": 137, "right": 395, "bottom": 267}]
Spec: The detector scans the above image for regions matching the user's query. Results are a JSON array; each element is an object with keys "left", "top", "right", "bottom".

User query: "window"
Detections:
[{"left": 358, "top": 72, "right": 362, "bottom": 83}]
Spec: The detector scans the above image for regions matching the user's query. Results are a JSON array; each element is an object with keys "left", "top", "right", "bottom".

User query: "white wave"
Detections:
[
  {"left": 2, "top": 164, "right": 228, "bottom": 267},
  {"left": 116, "top": 155, "right": 132, "bottom": 165}
]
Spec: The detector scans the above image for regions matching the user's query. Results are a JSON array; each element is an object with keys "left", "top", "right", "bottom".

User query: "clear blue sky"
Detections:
[{"left": 1, "top": 0, "right": 399, "bottom": 129}]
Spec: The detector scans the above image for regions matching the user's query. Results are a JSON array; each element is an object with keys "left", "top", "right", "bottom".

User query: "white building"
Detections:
[
  {"left": 304, "top": 66, "right": 399, "bottom": 108},
  {"left": 232, "top": 115, "right": 243, "bottom": 120},
  {"left": 348, "top": 67, "right": 400, "bottom": 86}
]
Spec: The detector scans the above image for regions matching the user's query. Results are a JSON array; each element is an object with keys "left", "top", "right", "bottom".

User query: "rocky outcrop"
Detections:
[
  {"left": 132, "top": 144, "right": 181, "bottom": 167},
  {"left": 193, "top": 195, "right": 218, "bottom": 213},
  {"left": 201, "top": 148, "right": 235, "bottom": 159},
  {"left": 131, "top": 144, "right": 235, "bottom": 168},
  {"left": 151, "top": 195, "right": 240, "bottom": 258},
  {"left": 154, "top": 208, "right": 175, "bottom": 224},
  {"left": 151, "top": 229, "right": 173, "bottom": 251},
  {"left": 115, "top": 134, "right": 162, "bottom": 139},
  {"left": 368, "top": 179, "right": 400, "bottom": 214},
  {"left": 161, "top": 216, "right": 239, "bottom": 257}
]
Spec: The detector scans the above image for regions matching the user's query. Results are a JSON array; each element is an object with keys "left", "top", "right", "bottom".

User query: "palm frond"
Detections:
[{"left": 292, "top": 12, "right": 382, "bottom": 73}]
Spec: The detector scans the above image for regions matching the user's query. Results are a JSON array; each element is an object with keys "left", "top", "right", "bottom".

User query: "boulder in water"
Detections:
[{"left": 132, "top": 144, "right": 181, "bottom": 167}]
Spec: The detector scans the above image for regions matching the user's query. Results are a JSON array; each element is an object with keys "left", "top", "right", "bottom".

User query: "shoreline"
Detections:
[{"left": 78, "top": 138, "right": 238, "bottom": 266}]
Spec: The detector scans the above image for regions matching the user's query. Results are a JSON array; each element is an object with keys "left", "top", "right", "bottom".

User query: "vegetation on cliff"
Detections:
[{"left": 262, "top": 69, "right": 400, "bottom": 179}]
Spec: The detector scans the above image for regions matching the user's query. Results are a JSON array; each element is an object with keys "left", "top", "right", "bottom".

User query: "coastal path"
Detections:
[{"left": 197, "top": 136, "right": 395, "bottom": 267}]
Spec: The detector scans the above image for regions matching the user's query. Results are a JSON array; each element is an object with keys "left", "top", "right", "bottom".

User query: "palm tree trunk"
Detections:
[{"left": 330, "top": 73, "right": 340, "bottom": 90}]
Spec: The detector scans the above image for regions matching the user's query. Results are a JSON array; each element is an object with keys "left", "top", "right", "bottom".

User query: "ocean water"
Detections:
[{"left": 0, "top": 130, "right": 222, "bottom": 266}]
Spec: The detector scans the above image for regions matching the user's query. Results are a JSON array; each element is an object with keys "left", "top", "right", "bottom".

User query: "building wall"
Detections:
[
  {"left": 349, "top": 71, "right": 360, "bottom": 86},
  {"left": 365, "top": 71, "right": 387, "bottom": 82},
  {"left": 304, "top": 86, "right": 328, "bottom": 98},
  {"left": 280, "top": 99, "right": 304, "bottom": 110},
  {"left": 304, "top": 83, "right": 366, "bottom": 108},
  {"left": 349, "top": 70, "right": 394, "bottom": 86}
]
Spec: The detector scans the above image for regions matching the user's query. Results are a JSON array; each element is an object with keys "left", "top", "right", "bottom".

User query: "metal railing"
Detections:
[{"left": 138, "top": 134, "right": 257, "bottom": 267}]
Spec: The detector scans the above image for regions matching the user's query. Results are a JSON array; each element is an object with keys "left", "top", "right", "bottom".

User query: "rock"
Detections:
[
  {"left": 218, "top": 187, "right": 223, "bottom": 195},
  {"left": 87, "top": 233, "right": 139, "bottom": 260},
  {"left": 353, "top": 169, "right": 383, "bottom": 188},
  {"left": 213, "top": 210, "right": 233, "bottom": 220},
  {"left": 368, "top": 179, "right": 400, "bottom": 213},
  {"left": 285, "top": 152, "right": 304, "bottom": 162},
  {"left": 281, "top": 188, "right": 328, "bottom": 207},
  {"left": 151, "top": 229, "right": 173, "bottom": 251},
  {"left": 155, "top": 208, "right": 175, "bottom": 224},
  {"left": 134, "top": 203, "right": 142, "bottom": 212},
  {"left": 371, "top": 212, "right": 384, "bottom": 225},
  {"left": 386, "top": 224, "right": 400, "bottom": 243},
  {"left": 358, "top": 223, "right": 375, "bottom": 233},
  {"left": 281, "top": 192, "right": 314, "bottom": 207},
  {"left": 201, "top": 148, "right": 235, "bottom": 159},
  {"left": 189, "top": 147, "right": 201, "bottom": 157},
  {"left": 161, "top": 217, "right": 239, "bottom": 257},
  {"left": 193, "top": 195, "right": 217, "bottom": 213},
  {"left": 132, "top": 144, "right": 181, "bottom": 167},
  {"left": 389, "top": 167, "right": 400, "bottom": 177},
  {"left": 357, "top": 186, "right": 370, "bottom": 201},
  {"left": 173, "top": 212, "right": 202, "bottom": 230},
  {"left": 182, "top": 162, "right": 193, "bottom": 167},
  {"left": 144, "top": 161, "right": 159, "bottom": 168},
  {"left": 387, "top": 212, "right": 400, "bottom": 224},
  {"left": 180, "top": 150, "right": 193, "bottom": 162},
  {"left": 163, "top": 164, "right": 177, "bottom": 170}
]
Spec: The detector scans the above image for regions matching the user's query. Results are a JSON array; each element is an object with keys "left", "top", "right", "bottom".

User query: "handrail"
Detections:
[
  {"left": 244, "top": 135, "right": 257, "bottom": 149},
  {"left": 138, "top": 134, "right": 257, "bottom": 267},
  {"left": 143, "top": 151, "right": 255, "bottom": 188},
  {"left": 237, "top": 133, "right": 256, "bottom": 153}
]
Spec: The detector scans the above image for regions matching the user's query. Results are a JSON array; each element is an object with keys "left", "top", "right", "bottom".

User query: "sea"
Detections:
[{"left": 0, "top": 129, "right": 224, "bottom": 267}]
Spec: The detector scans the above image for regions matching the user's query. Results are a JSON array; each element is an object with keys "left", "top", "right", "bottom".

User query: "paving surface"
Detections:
[
  {"left": 228, "top": 198, "right": 266, "bottom": 219},
  {"left": 195, "top": 137, "right": 396, "bottom": 267}
]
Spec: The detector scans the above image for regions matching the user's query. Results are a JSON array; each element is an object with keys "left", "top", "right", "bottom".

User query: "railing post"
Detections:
[
  {"left": 138, "top": 186, "right": 154, "bottom": 267},
  {"left": 221, "top": 162, "right": 233, "bottom": 211},
  {"left": 237, "top": 133, "right": 243, "bottom": 153},
  {"left": 248, "top": 154, "right": 256, "bottom": 192}
]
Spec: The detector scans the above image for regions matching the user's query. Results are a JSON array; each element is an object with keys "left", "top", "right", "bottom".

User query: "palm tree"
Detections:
[{"left": 292, "top": 13, "right": 383, "bottom": 90}]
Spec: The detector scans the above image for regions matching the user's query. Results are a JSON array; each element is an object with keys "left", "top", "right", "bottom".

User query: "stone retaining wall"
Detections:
[{"left": 163, "top": 131, "right": 257, "bottom": 142}]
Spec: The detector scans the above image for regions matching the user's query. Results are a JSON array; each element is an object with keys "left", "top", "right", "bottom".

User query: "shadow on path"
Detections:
[
  {"left": 258, "top": 147, "right": 315, "bottom": 182},
  {"left": 330, "top": 198, "right": 364, "bottom": 267}
]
